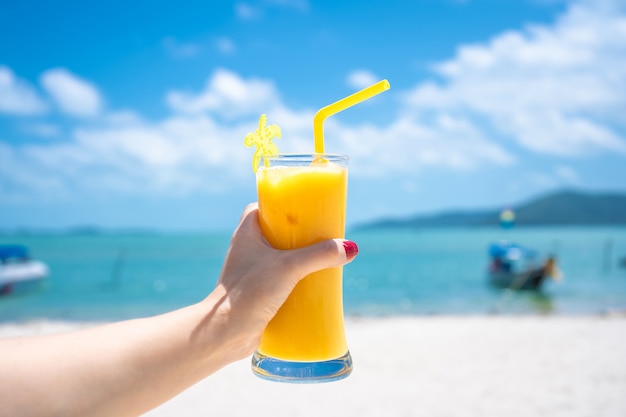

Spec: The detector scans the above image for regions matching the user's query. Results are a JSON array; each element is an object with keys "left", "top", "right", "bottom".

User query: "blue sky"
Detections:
[{"left": 1, "top": 0, "right": 625, "bottom": 231}]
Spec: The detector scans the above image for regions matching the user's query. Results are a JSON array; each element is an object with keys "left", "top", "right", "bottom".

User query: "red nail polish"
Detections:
[{"left": 343, "top": 241, "right": 359, "bottom": 259}]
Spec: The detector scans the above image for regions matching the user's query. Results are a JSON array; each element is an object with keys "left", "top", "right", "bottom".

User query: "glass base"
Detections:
[{"left": 251, "top": 350, "right": 352, "bottom": 384}]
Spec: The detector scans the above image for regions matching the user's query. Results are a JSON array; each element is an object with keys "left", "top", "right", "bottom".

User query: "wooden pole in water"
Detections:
[
  {"left": 603, "top": 238, "right": 613, "bottom": 275},
  {"left": 110, "top": 249, "right": 126, "bottom": 289}
]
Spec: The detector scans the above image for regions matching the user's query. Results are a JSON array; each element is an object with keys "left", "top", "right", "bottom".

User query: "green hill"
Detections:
[{"left": 357, "top": 189, "right": 626, "bottom": 229}]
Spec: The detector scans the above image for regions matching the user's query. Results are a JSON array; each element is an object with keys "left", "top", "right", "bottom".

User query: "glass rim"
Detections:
[{"left": 260, "top": 153, "right": 348, "bottom": 161}]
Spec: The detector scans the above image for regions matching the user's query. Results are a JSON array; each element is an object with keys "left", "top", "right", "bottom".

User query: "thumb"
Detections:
[{"left": 286, "top": 239, "right": 359, "bottom": 278}]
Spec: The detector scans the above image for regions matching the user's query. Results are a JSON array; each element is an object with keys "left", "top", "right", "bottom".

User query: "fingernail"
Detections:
[{"left": 343, "top": 240, "right": 359, "bottom": 259}]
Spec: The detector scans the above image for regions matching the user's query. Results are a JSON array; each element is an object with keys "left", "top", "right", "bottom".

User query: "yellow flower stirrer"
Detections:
[{"left": 244, "top": 114, "right": 282, "bottom": 173}]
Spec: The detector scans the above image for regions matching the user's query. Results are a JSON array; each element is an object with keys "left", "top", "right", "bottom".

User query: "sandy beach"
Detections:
[{"left": 2, "top": 315, "right": 625, "bottom": 417}]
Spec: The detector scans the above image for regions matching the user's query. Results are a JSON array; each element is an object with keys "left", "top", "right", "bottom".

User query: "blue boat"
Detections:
[
  {"left": 0, "top": 245, "right": 49, "bottom": 296},
  {"left": 487, "top": 242, "right": 561, "bottom": 290}
]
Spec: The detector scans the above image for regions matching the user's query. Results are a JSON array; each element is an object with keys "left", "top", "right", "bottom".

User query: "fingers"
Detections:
[
  {"left": 235, "top": 202, "right": 359, "bottom": 282},
  {"left": 231, "top": 203, "right": 262, "bottom": 241},
  {"left": 233, "top": 203, "right": 273, "bottom": 250},
  {"left": 238, "top": 202, "right": 259, "bottom": 224},
  {"left": 286, "top": 239, "right": 358, "bottom": 278}
]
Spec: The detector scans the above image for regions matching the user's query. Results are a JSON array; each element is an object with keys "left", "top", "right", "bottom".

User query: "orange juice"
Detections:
[{"left": 256, "top": 155, "right": 348, "bottom": 362}]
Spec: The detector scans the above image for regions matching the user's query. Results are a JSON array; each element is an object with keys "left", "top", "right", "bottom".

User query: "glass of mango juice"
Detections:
[{"left": 251, "top": 153, "right": 352, "bottom": 383}]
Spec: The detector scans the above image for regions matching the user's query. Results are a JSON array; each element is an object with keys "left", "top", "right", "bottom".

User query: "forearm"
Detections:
[{"left": 0, "top": 288, "right": 240, "bottom": 417}]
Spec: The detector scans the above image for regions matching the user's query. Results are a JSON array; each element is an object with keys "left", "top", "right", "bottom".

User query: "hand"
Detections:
[{"left": 211, "top": 203, "right": 358, "bottom": 359}]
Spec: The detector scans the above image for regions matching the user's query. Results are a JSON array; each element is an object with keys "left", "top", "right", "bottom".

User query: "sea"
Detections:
[{"left": 2, "top": 226, "right": 626, "bottom": 322}]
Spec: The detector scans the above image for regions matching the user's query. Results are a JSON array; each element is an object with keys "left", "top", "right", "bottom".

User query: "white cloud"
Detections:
[
  {"left": 0, "top": 142, "right": 71, "bottom": 202},
  {"left": 0, "top": 66, "right": 47, "bottom": 115},
  {"left": 0, "top": 68, "right": 313, "bottom": 201},
  {"left": 326, "top": 113, "right": 514, "bottom": 178},
  {"left": 2, "top": 114, "right": 255, "bottom": 198},
  {"left": 166, "top": 68, "right": 280, "bottom": 118},
  {"left": 404, "top": 0, "right": 626, "bottom": 156},
  {"left": 40, "top": 68, "right": 103, "bottom": 117},
  {"left": 347, "top": 70, "right": 379, "bottom": 89}
]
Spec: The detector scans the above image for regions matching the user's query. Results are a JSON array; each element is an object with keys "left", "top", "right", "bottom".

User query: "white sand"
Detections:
[{"left": 2, "top": 315, "right": 625, "bottom": 417}]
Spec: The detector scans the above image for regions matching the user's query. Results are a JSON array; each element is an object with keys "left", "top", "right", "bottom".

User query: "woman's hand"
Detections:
[{"left": 209, "top": 203, "right": 358, "bottom": 360}]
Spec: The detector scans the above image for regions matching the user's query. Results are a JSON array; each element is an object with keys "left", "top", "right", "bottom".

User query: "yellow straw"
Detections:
[{"left": 313, "top": 79, "right": 390, "bottom": 153}]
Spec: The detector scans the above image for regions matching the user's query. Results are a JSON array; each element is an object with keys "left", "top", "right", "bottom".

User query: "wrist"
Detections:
[{"left": 195, "top": 287, "right": 259, "bottom": 370}]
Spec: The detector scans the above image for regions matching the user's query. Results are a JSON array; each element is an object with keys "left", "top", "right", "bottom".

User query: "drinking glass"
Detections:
[{"left": 251, "top": 154, "right": 352, "bottom": 383}]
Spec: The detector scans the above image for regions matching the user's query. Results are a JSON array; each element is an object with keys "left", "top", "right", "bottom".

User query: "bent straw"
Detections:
[{"left": 313, "top": 79, "right": 390, "bottom": 153}]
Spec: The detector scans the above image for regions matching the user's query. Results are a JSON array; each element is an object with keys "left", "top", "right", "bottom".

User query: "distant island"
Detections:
[
  {"left": 0, "top": 225, "right": 160, "bottom": 236},
  {"left": 356, "top": 189, "right": 626, "bottom": 229}
]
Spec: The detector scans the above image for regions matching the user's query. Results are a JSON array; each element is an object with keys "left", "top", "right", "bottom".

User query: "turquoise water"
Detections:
[{"left": 2, "top": 227, "right": 626, "bottom": 321}]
